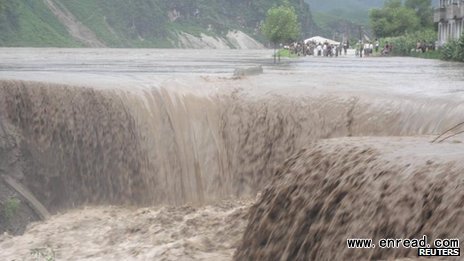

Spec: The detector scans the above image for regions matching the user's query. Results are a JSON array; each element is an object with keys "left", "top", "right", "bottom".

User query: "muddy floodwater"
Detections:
[
  {"left": 0, "top": 48, "right": 463, "bottom": 97},
  {"left": 0, "top": 48, "right": 463, "bottom": 260}
]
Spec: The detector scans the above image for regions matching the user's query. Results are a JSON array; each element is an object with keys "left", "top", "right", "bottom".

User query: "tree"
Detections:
[
  {"left": 262, "top": 1, "right": 300, "bottom": 62},
  {"left": 404, "top": 0, "right": 433, "bottom": 28},
  {"left": 369, "top": 1, "right": 420, "bottom": 38}
]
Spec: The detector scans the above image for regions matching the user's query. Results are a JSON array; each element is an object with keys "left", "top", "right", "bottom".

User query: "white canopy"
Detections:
[{"left": 304, "top": 36, "right": 340, "bottom": 45}]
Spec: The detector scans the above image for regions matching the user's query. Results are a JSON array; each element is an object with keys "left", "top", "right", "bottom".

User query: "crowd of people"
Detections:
[
  {"left": 356, "top": 39, "right": 388, "bottom": 57},
  {"left": 286, "top": 38, "right": 436, "bottom": 58},
  {"left": 286, "top": 40, "right": 350, "bottom": 57},
  {"left": 286, "top": 39, "right": 390, "bottom": 58},
  {"left": 415, "top": 40, "right": 436, "bottom": 53}
]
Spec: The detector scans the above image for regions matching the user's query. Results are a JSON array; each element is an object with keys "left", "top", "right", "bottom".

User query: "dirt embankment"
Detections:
[{"left": 0, "top": 113, "right": 41, "bottom": 235}]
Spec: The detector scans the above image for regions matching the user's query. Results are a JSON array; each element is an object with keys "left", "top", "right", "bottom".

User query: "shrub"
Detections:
[
  {"left": 381, "top": 29, "right": 437, "bottom": 56},
  {"left": 441, "top": 34, "right": 464, "bottom": 62},
  {"left": 2, "top": 197, "right": 20, "bottom": 222},
  {"left": 30, "top": 247, "right": 56, "bottom": 261},
  {"left": 441, "top": 40, "right": 457, "bottom": 61}
]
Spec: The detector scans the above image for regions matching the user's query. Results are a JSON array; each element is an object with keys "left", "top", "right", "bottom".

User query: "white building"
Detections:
[{"left": 435, "top": 0, "right": 464, "bottom": 45}]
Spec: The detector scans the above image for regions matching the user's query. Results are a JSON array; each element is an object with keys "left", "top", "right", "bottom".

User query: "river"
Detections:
[{"left": 0, "top": 48, "right": 463, "bottom": 260}]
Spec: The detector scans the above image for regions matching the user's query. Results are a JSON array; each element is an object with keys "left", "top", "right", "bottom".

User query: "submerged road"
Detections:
[{"left": 0, "top": 48, "right": 462, "bottom": 98}]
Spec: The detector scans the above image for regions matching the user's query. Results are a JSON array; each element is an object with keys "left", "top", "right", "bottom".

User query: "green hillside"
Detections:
[
  {"left": 306, "top": 0, "right": 383, "bottom": 13},
  {"left": 0, "top": 1, "right": 80, "bottom": 47},
  {"left": 306, "top": 0, "right": 383, "bottom": 34},
  {"left": 0, "top": 0, "right": 315, "bottom": 48},
  {"left": 307, "top": 0, "right": 384, "bottom": 27}
]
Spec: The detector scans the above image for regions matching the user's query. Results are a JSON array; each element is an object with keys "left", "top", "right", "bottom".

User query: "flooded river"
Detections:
[
  {"left": 0, "top": 48, "right": 463, "bottom": 97},
  {"left": 0, "top": 49, "right": 463, "bottom": 260}
]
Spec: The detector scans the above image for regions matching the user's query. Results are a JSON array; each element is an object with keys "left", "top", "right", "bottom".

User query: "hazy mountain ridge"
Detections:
[{"left": 0, "top": 0, "right": 315, "bottom": 48}]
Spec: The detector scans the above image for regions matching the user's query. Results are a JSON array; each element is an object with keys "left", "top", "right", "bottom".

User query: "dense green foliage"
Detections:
[
  {"left": 441, "top": 34, "right": 464, "bottom": 62},
  {"left": 262, "top": 2, "right": 300, "bottom": 46},
  {"left": 380, "top": 29, "right": 436, "bottom": 56},
  {"left": 369, "top": 0, "right": 433, "bottom": 38},
  {"left": 405, "top": 0, "right": 434, "bottom": 28},
  {"left": 0, "top": 0, "right": 314, "bottom": 47}
]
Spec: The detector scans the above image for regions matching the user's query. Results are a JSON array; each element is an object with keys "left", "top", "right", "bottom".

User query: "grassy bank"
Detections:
[
  {"left": 276, "top": 49, "right": 298, "bottom": 58},
  {"left": 410, "top": 50, "right": 441, "bottom": 60}
]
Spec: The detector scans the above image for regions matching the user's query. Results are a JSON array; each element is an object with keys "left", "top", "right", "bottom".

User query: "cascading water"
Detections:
[
  {"left": 0, "top": 49, "right": 463, "bottom": 260},
  {"left": 1, "top": 78, "right": 463, "bottom": 213}
]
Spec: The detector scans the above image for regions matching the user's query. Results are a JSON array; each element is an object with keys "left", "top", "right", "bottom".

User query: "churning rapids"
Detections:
[{"left": 0, "top": 48, "right": 463, "bottom": 260}]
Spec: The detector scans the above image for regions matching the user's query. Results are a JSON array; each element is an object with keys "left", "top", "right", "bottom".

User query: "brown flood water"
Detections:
[{"left": 0, "top": 48, "right": 463, "bottom": 260}]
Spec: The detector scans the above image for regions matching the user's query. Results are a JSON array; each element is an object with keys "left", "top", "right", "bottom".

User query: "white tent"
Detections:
[{"left": 304, "top": 36, "right": 340, "bottom": 45}]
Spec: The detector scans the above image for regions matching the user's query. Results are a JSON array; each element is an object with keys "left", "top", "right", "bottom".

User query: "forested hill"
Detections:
[
  {"left": 306, "top": 0, "right": 440, "bottom": 41},
  {"left": 306, "top": 0, "right": 383, "bottom": 13},
  {"left": 307, "top": 0, "right": 440, "bottom": 25},
  {"left": 0, "top": 0, "right": 315, "bottom": 48}
]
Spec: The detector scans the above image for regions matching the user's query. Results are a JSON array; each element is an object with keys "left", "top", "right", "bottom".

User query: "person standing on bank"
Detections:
[{"left": 359, "top": 41, "right": 363, "bottom": 58}]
